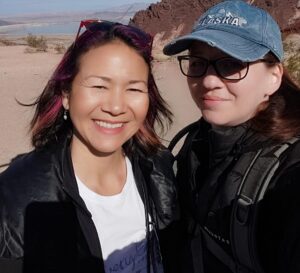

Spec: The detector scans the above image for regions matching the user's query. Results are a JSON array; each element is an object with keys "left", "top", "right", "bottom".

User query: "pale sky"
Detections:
[{"left": 0, "top": 0, "right": 159, "bottom": 17}]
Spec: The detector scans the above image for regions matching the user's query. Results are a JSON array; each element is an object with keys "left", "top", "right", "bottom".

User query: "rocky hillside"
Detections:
[{"left": 131, "top": 0, "right": 300, "bottom": 41}]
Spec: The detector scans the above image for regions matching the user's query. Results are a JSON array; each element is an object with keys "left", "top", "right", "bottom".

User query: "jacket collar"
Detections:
[
  {"left": 129, "top": 148, "right": 179, "bottom": 229},
  {"left": 50, "top": 136, "right": 92, "bottom": 216},
  {"left": 193, "top": 119, "right": 276, "bottom": 168},
  {"left": 49, "top": 136, "right": 104, "bottom": 258}
]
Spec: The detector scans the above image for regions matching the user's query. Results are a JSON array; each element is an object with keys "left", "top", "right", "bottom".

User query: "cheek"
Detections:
[
  {"left": 70, "top": 87, "right": 98, "bottom": 106},
  {"left": 68, "top": 93, "right": 98, "bottom": 121},
  {"left": 188, "top": 80, "right": 202, "bottom": 107},
  {"left": 233, "top": 81, "right": 265, "bottom": 105},
  {"left": 129, "top": 95, "right": 149, "bottom": 121},
  {"left": 239, "top": 66, "right": 273, "bottom": 98},
  {"left": 231, "top": 85, "right": 266, "bottom": 119},
  {"left": 187, "top": 78, "right": 196, "bottom": 90}
]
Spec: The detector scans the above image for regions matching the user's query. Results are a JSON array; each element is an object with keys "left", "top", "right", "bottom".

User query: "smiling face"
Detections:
[
  {"left": 62, "top": 40, "right": 149, "bottom": 156},
  {"left": 187, "top": 42, "right": 283, "bottom": 128}
]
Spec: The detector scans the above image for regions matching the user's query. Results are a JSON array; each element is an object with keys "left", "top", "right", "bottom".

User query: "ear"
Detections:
[
  {"left": 62, "top": 91, "right": 70, "bottom": 110},
  {"left": 265, "top": 63, "right": 283, "bottom": 96}
]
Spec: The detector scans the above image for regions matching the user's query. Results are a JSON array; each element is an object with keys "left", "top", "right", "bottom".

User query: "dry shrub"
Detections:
[
  {"left": 54, "top": 43, "right": 66, "bottom": 54},
  {"left": 25, "top": 34, "right": 48, "bottom": 52},
  {"left": 0, "top": 38, "right": 16, "bottom": 46}
]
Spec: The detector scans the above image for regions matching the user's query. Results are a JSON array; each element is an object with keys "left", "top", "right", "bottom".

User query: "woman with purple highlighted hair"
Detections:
[{"left": 0, "top": 20, "right": 178, "bottom": 273}]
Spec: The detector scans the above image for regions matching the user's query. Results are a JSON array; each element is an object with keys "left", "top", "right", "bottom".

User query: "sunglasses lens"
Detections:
[
  {"left": 178, "top": 56, "right": 207, "bottom": 77},
  {"left": 73, "top": 20, "right": 152, "bottom": 51},
  {"left": 216, "top": 58, "right": 248, "bottom": 80},
  {"left": 86, "top": 21, "right": 117, "bottom": 32}
]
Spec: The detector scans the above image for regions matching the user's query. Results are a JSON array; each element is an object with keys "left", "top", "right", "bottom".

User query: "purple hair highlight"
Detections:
[{"left": 32, "top": 96, "right": 62, "bottom": 135}]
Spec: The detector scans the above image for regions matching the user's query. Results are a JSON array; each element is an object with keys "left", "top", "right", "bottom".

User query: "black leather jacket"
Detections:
[{"left": 0, "top": 137, "right": 178, "bottom": 273}]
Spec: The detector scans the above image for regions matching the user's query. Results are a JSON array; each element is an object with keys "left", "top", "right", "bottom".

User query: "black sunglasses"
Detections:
[
  {"left": 73, "top": 19, "right": 152, "bottom": 48},
  {"left": 74, "top": 19, "right": 120, "bottom": 43}
]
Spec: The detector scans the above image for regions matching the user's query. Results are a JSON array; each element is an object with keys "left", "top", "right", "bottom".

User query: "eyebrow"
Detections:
[
  {"left": 84, "top": 75, "right": 111, "bottom": 82},
  {"left": 128, "top": 80, "right": 148, "bottom": 86},
  {"left": 84, "top": 76, "right": 147, "bottom": 85}
]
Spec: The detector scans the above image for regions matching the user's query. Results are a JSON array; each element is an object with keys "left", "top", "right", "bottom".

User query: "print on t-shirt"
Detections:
[{"left": 105, "top": 238, "right": 163, "bottom": 273}]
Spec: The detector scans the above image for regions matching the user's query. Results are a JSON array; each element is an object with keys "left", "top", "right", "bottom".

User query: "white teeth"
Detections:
[{"left": 95, "top": 120, "right": 123, "bottom": 129}]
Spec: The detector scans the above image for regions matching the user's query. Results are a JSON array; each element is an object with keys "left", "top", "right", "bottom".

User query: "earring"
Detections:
[{"left": 63, "top": 110, "right": 68, "bottom": 120}]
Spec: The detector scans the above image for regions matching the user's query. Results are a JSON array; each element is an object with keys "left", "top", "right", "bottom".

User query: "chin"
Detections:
[
  {"left": 88, "top": 143, "right": 123, "bottom": 156},
  {"left": 202, "top": 113, "right": 228, "bottom": 127}
]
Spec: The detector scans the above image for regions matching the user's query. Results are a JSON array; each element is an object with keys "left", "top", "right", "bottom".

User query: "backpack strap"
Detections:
[
  {"left": 200, "top": 226, "right": 238, "bottom": 272},
  {"left": 198, "top": 138, "right": 299, "bottom": 273},
  {"left": 168, "top": 120, "right": 200, "bottom": 152},
  {"left": 230, "top": 137, "right": 299, "bottom": 273},
  {"left": 168, "top": 120, "right": 201, "bottom": 175}
]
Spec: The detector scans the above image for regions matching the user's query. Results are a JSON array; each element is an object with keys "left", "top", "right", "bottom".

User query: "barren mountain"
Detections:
[{"left": 131, "top": 0, "right": 300, "bottom": 42}]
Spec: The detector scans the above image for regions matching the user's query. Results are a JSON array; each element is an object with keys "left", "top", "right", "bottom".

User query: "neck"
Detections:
[{"left": 70, "top": 136, "right": 127, "bottom": 196}]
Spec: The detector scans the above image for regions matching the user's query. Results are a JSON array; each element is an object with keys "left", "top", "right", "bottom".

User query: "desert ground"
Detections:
[{"left": 0, "top": 36, "right": 200, "bottom": 170}]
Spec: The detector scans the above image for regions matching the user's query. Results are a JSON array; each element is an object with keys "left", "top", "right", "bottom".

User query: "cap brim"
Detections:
[{"left": 163, "top": 29, "right": 270, "bottom": 62}]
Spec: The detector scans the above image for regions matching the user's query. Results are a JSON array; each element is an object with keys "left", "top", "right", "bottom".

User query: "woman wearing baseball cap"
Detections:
[{"left": 164, "top": 1, "right": 300, "bottom": 272}]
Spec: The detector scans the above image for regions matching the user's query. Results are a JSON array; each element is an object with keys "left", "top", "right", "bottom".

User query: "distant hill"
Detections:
[
  {"left": 92, "top": 3, "right": 151, "bottom": 24},
  {"left": 0, "top": 19, "right": 13, "bottom": 26},
  {"left": 0, "top": 2, "right": 151, "bottom": 25},
  {"left": 102, "top": 2, "right": 151, "bottom": 13}
]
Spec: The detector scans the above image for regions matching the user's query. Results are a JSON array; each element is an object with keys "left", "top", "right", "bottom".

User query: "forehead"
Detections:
[
  {"left": 80, "top": 40, "right": 139, "bottom": 62},
  {"left": 75, "top": 40, "right": 149, "bottom": 83},
  {"left": 78, "top": 40, "right": 147, "bottom": 70},
  {"left": 189, "top": 41, "right": 231, "bottom": 59}
]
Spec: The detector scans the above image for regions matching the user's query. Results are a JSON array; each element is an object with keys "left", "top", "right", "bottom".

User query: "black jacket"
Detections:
[
  {"left": 0, "top": 137, "right": 178, "bottom": 273},
  {"left": 175, "top": 118, "right": 300, "bottom": 273}
]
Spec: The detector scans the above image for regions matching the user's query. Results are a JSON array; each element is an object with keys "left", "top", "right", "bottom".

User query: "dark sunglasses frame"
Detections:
[
  {"left": 74, "top": 19, "right": 120, "bottom": 44},
  {"left": 177, "top": 55, "right": 273, "bottom": 80},
  {"left": 74, "top": 19, "right": 153, "bottom": 48}
]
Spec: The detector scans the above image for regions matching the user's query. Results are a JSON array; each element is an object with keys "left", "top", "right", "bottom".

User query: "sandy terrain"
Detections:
[{"left": 0, "top": 41, "right": 200, "bottom": 170}]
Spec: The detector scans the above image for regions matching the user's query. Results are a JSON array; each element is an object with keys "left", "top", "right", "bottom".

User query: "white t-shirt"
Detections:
[{"left": 76, "top": 157, "right": 163, "bottom": 273}]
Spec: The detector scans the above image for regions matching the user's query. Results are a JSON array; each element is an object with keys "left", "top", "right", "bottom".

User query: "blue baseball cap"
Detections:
[{"left": 163, "top": 0, "right": 283, "bottom": 61}]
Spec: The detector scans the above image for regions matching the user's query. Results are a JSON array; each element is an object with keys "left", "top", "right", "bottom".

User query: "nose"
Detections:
[
  {"left": 101, "top": 89, "right": 127, "bottom": 116},
  {"left": 201, "top": 65, "right": 224, "bottom": 90}
]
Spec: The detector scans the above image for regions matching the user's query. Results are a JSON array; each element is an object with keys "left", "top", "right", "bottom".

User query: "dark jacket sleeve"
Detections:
[
  {"left": 158, "top": 220, "right": 183, "bottom": 273},
  {"left": 0, "top": 162, "right": 25, "bottom": 273},
  {"left": 154, "top": 148, "right": 192, "bottom": 273},
  {"left": 142, "top": 148, "right": 180, "bottom": 229},
  {"left": 276, "top": 165, "right": 300, "bottom": 273},
  {"left": 258, "top": 163, "right": 300, "bottom": 273},
  {"left": 0, "top": 259, "right": 23, "bottom": 273}
]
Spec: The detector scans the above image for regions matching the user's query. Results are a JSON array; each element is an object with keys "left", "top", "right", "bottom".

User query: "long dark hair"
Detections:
[
  {"left": 251, "top": 55, "right": 300, "bottom": 141},
  {"left": 30, "top": 23, "right": 173, "bottom": 154}
]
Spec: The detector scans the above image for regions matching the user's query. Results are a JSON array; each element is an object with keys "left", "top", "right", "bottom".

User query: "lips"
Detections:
[
  {"left": 200, "top": 94, "right": 230, "bottom": 108},
  {"left": 202, "top": 95, "right": 227, "bottom": 101}
]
